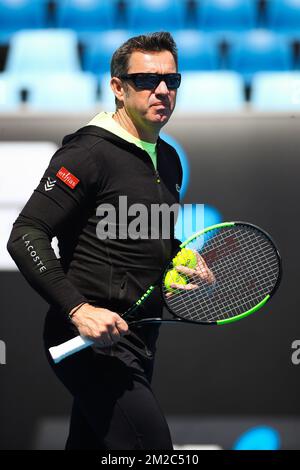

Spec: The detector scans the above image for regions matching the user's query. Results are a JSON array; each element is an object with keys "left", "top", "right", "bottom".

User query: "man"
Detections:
[{"left": 7, "top": 32, "right": 184, "bottom": 450}]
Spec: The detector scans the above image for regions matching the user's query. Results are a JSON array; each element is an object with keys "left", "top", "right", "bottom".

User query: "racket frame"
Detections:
[
  {"left": 49, "top": 221, "right": 282, "bottom": 363},
  {"left": 128, "top": 221, "right": 282, "bottom": 326}
]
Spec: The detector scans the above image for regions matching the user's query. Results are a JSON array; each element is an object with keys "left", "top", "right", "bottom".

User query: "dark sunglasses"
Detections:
[{"left": 119, "top": 73, "right": 181, "bottom": 90}]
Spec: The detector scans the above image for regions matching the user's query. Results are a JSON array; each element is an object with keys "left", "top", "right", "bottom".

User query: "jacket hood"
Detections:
[{"left": 62, "top": 125, "right": 163, "bottom": 150}]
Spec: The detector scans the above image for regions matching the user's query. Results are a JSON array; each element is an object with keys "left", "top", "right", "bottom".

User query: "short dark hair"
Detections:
[{"left": 110, "top": 31, "right": 178, "bottom": 107}]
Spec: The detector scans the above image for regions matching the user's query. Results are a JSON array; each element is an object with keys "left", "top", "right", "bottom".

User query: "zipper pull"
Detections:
[{"left": 155, "top": 170, "right": 161, "bottom": 184}]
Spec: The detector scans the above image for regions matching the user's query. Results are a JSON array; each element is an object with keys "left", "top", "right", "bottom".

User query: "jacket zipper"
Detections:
[
  {"left": 135, "top": 145, "right": 169, "bottom": 263},
  {"left": 155, "top": 169, "right": 161, "bottom": 184},
  {"left": 153, "top": 168, "right": 168, "bottom": 263}
]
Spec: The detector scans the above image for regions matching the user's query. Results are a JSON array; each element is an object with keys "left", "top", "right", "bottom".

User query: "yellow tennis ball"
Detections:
[
  {"left": 173, "top": 248, "right": 197, "bottom": 269},
  {"left": 164, "top": 269, "right": 188, "bottom": 292}
]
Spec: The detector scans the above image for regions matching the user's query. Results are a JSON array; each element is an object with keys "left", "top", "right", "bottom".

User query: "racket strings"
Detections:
[
  {"left": 163, "top": 226, "right": 280, "bottom": 323},
  {"left": 175, "top": 237, "right": 278, "bottom": 322},
  {"left": 167, "top": 263, "right": 269, "bottom": 322},
  {"left": 181, "top": 235, "right": 278, "bottom": 321}
]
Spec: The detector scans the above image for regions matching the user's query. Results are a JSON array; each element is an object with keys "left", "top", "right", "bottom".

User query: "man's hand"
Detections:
[
  {"left": 166, "top": 251, "right": 215, "bottom": 297},
  {"left": 69, "top": 303, "right": 129, "bottom": 347}
]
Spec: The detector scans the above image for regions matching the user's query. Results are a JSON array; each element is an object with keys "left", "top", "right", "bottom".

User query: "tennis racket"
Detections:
[{"left": 49, "top": 221, "right": 282, "bottom": 363}]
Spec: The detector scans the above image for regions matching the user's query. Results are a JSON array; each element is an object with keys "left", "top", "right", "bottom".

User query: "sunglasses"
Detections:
[{"left": 119, "top": 73, "right": 181, "bottom": 90}]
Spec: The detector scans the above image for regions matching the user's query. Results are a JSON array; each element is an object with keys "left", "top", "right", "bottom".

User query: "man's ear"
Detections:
[{"left": 110, "top": 77, "right": 126, "bottom": 104}]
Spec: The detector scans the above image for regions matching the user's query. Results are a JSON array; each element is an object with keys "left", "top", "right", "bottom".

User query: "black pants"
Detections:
[{"left": 44, "top": 342, "right": 173, "bottom": 450}]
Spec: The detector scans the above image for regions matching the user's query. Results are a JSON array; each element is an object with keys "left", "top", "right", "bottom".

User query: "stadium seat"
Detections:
[
  {"left": 126, "top": 0, "right": 186, "bottom": 31},
  {"left": 0, "top": 73, "right": 19, "bottom": 110},
  {"left": 228, "top": 30, "right": 292, "bottom": 84},
  {"left": 5, "top": 29, "right": 81, "bottom": 82},
  {"left": 267, "top": 0, "right": 300, "bottom": 34},
  {"left": 0, "top": 0, "right": 47, "bottom": 43},
  {"left": 197, "top": 0, "right": 256, "bottom": 32},
  {"left": 27, "top": 73, "right": 98, "bottom": 111},
  {"left": 56, "top": 0, "right": 117, "bottom": 38},
  {"left": 175, "top": 72, "right": 245, "bottom": 111},
  {"left": 251, "top": 72, "right": 300, "bottom": 110},
  {"left": 173, "top": 30, "right": 219, "bottom": 71},
  {"left": 83, "top": 30, "right": 132, "bottom": 75}
]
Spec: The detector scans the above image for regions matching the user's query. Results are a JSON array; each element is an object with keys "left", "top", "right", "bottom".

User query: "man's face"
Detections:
[{"left": 112, "top": 50, "right": 178, "bottom": 128}]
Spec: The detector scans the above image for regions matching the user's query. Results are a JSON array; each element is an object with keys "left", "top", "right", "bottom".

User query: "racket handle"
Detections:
[{"left": 49, "top": 336, "right": 93, "bottom": 364}]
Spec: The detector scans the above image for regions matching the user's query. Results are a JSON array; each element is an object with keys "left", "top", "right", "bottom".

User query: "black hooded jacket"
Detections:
[{"left": 7, "top": 125, "right": 183, "bottom": 360}]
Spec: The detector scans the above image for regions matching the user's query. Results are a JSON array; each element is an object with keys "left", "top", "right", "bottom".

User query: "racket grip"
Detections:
[{"left": 49, "top": 336, "right": 93, "bottom": 364}]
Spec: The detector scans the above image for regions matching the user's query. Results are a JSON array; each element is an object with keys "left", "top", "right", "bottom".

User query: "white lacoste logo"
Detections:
[
  {"left": 176, "top": 184, "right": 181, "bottom": 192},
  {"left": 44, "top": 177, "right": 56, "bottom": 191},
  {"left": 22, "top": 233, "right": 47, "bottom": 273}
]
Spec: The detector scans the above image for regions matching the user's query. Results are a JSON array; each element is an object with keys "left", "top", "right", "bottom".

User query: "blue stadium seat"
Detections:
[
  {"left": 228, "top": 30, "right": 292, "bottom": 84},
  {"left": 127, "top": 0, "right": 186, "bottom": 31},
  {"left": 267, "top": 0, "right": 300, "bottom": 34},
  {"left": 0, "top": 0, "right": 47, "bottom": 43},
  {"left": 251, "top": 72, "right": 300, "bottom": 110},
  {"left": 5, "top": 30, "right": 81, "bottom": 82},
  {"left": 83, "top": 30, "right": 132, "bottom": 75},
  {"left": 173, "top": 30, "right": 219, "bottom": 71},
  {"left": 175, "top": 72, "right": 245, "bottom": 111},
  {"left": 0, "top": 73, "right": 19, "bottom": 110},
  {"left": 56, "top": 0, "right": 117, "bottom": 38},
  {"left": 27, "top": 73, "right": 98, "bottom": 111},
  {"left": 197, "top": 0, "right": 256, "bottom": 32}
]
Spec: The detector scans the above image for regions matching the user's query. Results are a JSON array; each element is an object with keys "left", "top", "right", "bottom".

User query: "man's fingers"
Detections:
[
  {"left": 195, "top": 251, "right": 205, "bottom": 262},
  {"left": 175, "top": 265, "right": 197, "bottom": 276},
  {"left": 165, "top": 283, "right": 199, "bottom": 297},
  {"left": 93, "top": 331, "right": 112, "bottom": 347},
  {"left": 195, "top": 251, "right": 208, "bottom": 268},
  {"left": 196, "top": 253, "right": 216, "bottom": 283},
  {"left": 114, "top": 315, "right": 129, "bottom": 335},
  {"left": 107, "top": 324, "right": 121, "bottom": 343},
  {"left": 175, "top": 264, "right": 208, "bottom": 280},
  {"left": 175, "top": 258, "right": 215, "bottom": 284},
  {"left": 170, "top": 282, "right": 199, "bottom": 290}
]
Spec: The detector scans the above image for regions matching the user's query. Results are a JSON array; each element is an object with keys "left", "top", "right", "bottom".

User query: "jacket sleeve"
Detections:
[{"left": 7, "top": 142, "right": 100, "bottom": 317}]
